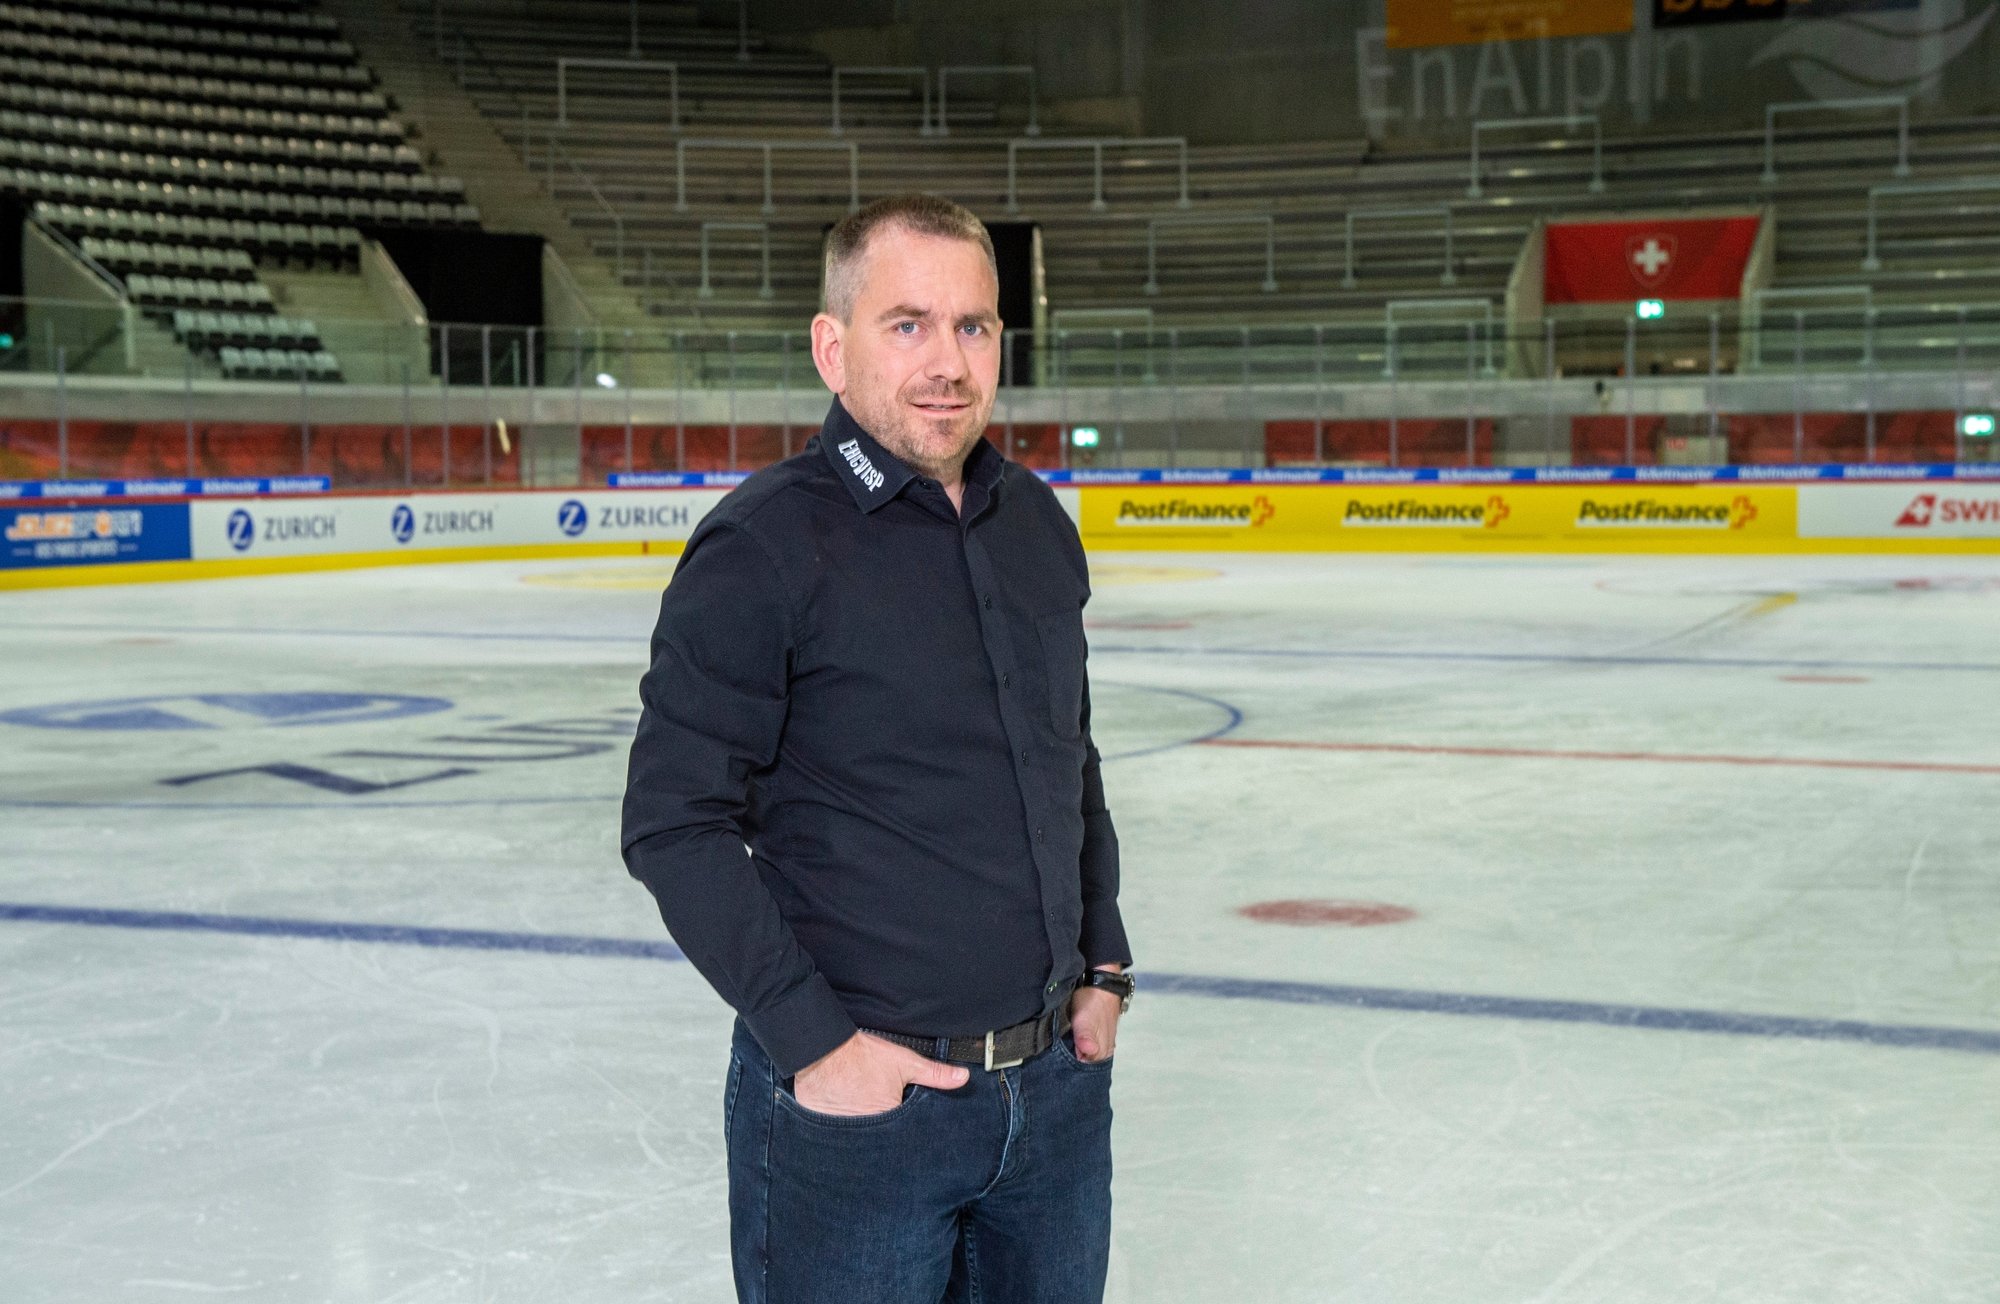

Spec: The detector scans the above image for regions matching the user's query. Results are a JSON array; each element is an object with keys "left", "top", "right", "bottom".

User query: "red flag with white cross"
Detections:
[{"left": 1543, "top": 216, "right": 1762, "bottom": 302}]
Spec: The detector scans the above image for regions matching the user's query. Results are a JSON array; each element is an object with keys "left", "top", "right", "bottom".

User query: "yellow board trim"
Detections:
[
  {"left": 1071, "top": 533, "right": 2000, "bottom": 555},
  {"left": 10, "top": 480, "right": 2000, "bottom": 589},
  {"left": 0, "top": 540, "right": 688, "bottom": 590}
]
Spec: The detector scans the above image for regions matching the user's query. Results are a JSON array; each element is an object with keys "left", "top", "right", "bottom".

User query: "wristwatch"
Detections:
[{"left": 1080, "top": 969, "right": 1136, "bottom": 1013}]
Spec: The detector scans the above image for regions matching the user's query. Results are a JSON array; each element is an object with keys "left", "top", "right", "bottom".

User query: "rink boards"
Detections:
[{"left": 4, "top": 477, "right": 2000, "bottom": 586}]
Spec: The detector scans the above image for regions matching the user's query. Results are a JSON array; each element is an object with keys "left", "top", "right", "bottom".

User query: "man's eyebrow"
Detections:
[
  {"left": 876, "top": 303, "right": 932, "bottom": 323},
  {"left": 958, "top": 311, "right": 1001, "bottom": 327}
]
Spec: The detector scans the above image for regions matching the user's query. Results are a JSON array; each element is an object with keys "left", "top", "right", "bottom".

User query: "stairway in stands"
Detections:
[{"left": 317, "top": 0, "right": 655, "bottom": 341}]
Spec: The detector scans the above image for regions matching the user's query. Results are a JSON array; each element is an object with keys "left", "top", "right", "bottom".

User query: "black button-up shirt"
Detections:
[{"left": 621, "top": 398, "right": 1130, "bottom": 1077}]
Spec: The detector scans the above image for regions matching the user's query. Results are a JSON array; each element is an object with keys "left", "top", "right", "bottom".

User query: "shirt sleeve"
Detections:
[
  {"left": 1076, "top": 672, "right": 1134, "bottom": 970},
  {"left": 620, "top": 521, "right": 858, "bottom": 1077}
]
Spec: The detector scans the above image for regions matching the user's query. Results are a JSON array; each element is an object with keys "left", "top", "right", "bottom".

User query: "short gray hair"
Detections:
[{"left": 821, "top": 194, "right": 997, "bottom": 321}]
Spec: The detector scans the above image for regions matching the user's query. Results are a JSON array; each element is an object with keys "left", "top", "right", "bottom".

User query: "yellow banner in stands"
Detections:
[
  {"left": 1078, "top": 483, "right": 1798, "bottom": 553},
  {"left": 1386, "top": 0, "right": 1634, "bottom": 48}
]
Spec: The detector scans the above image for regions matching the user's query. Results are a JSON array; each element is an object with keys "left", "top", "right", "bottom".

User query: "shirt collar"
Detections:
[
  {"left": 817, "top": 398, "right": 1006, "bottom": 514},
  {"left": 820, "top": 399, "right": 916, "bottom": 513}
]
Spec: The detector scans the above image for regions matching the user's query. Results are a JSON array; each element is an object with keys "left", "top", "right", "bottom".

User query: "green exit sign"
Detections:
[
  {"left": 1069, "top": 425, "right": 1101, "bottom": 448},
  {"left": 1635, "top": 299, "right": 1665, "bottom": 320},
  {"left": 1963, "top": 413, "right": 1995, "bottom": 438}
]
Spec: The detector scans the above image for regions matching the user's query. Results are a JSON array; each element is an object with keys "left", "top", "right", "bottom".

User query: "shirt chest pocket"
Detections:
[{"left": 1034, "top": 610, "right": 1086, "bottom": 740}]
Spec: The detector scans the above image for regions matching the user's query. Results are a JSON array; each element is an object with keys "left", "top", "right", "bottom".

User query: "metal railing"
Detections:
[
  {"left": 522, "top": 121, "right": 627, "bottom": 276},
  {"left": 1467, "top": 114, "right": 1604, "bottom": 198},
  {"left": 11, "top": 297, "right": 2000, "bottom": 384},
  {"left": 1744, "top": 285, "right": 1872, "bottom": 369},
  {"left": 9, "top": 307, "right": 2000, "bottom": 481},
  {"left": 935, "top": 64, "right": 1039, "bottom": 137},
  {"left": 699, "top": 221, "right": 773, "bottom": 300},
  {"left": 1861, "top": 177, "right": 2000, "bottom": 271},
  {"left": 26, "top": 217, "right": 138, "bottom": 371},
  {"left": 1763, "top": 96, "right": 1910, "bottom": 184},
  {"left": 1005, "top": 136, "right": 1191, "bottom": 214},
  {"left": 1345, "top": 205, "right": 1455, "bottom": 288},
  {"left": 1383, "top": 298, "right": 1497, "bottom": 376},
  {"left": 832, "top": 65, "right": 930, "bottom": 136},
  {"left": 557, "top": 58, "right": 935, "bottom": 139},
  {"left": 674, "top": 138, "right": 861, "bottom": 214},
  {"left": 448, "top": 30, "right": 629, "bottom": 279},
  {"left": 1144, "top": 214, "right": 1276, "bottom": 296},
  {"left": 556, "top": 57, "right": 680, "bottom": 130}
]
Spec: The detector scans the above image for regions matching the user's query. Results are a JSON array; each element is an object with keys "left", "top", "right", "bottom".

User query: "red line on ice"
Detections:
[{"left": 1197, "top": 737, "right": 2000, "bottom": 776}]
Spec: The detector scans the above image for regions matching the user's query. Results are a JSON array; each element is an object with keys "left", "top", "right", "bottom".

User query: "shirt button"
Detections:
[
  {"left": 982, "top": 595, "right": 994, "bottom": 610},
  {"left": 1034, "top": 827, "right": 1046, "bottom": 842},
  {"left": 1020, "top": 748, "right": 1029, "bottom": 763},
  {"left": 1047, "top": 980, "right": 1061, "bottom": 993},
  {"left": 1001, "top": 672, "right": 1011, "bottom": 688}
]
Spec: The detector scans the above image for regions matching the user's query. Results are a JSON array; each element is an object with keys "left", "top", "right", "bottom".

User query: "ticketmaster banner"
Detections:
[{"left": 188, "top": 490, "right": 731, "bottom": 561}]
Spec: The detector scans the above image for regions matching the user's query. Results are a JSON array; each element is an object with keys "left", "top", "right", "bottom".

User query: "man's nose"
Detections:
[{"left": 924, "top": 330, "right": 969, "bottom": 381}]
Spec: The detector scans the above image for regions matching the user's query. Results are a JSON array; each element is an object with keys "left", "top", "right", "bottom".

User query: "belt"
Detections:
[{"left": 862, "top": 1001, "right": 1072, "bottom": 1072}]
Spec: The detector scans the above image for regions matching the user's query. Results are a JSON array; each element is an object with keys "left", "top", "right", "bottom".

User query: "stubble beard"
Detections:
[{"left": 849, "top": 379, "right": 994, "bottom": 483}]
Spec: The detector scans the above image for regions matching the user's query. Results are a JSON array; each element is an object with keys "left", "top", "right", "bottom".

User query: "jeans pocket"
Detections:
[
  {"left": 774, "top": 1079, "right": 929, "bottom": 1129},
  {"left": 1054, "top": 1029, "right": 1114, "bottom": 1073},
  {"left": 723, "top": 1052, "right": 744, "bottom": 1133},
  {"left": 1036, "top": 609, "right": 1086, "bottom": 740}
]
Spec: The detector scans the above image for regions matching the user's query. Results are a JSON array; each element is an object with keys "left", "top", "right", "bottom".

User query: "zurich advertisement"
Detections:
[{"left": 187, "top": 490, "right": 728, "bottom": 561}]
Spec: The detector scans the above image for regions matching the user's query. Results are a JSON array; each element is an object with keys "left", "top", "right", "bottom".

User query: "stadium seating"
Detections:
[
  {"left": 396, "top": 0, "right": 2000, "bottom": 391},
  {"left": 2, "top": 0, "right": 490, "bottom": 382}
]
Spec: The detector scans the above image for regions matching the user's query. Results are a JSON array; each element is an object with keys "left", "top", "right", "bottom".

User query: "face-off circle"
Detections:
[{"left": 1238, "top": 899, "right": 1417, "bottom": 927}]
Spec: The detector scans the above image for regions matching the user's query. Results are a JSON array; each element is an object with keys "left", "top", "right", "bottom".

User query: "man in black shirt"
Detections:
[{"left": 621, "top": 194, "right": 1133, "bottom": 1303}]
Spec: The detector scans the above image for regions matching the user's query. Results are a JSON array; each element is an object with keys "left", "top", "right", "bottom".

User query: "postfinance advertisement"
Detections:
[{"left": 1080, "top": 483, "right": 1798, "bottom": 552}]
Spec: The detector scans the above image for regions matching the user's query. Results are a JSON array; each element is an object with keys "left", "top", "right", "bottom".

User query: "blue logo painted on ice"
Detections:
[
  {"left": 0, "top": 692, "right": 455, "bottom": 731},
  {"left": 558, "top": 499, "right": 588, "bottom": 537},
  {"left": 391, "top": 503, "right": 415, "bottom": 544},
  {"left": 226, "top": 508, "right": 254, "bottom": 551}
]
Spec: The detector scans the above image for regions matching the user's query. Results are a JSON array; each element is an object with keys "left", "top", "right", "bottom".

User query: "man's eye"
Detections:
[
  {"left": 895, "top": 321, "right": 918, "bottom": 335},
  {"left": 961, "top": 323, "right": 983, "bottom": 337}
]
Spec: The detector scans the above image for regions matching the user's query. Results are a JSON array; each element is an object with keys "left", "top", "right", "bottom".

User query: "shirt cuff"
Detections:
[
  {"left": 744, "top": 972, "right": 859, "bottom": 1079},
  {"left": 1079, "top": 899, "right": 1134, "bottom": 971}
]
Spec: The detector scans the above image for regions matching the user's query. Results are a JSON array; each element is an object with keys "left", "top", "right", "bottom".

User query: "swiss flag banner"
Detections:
[{"left": 1544, "top": 216, "right": 1762, "bottom": 303}]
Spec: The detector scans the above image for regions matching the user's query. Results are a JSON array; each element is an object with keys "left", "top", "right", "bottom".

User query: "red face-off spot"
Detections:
[{"left": 1238, "top": 899, "right": 1417, "bottom": 927}]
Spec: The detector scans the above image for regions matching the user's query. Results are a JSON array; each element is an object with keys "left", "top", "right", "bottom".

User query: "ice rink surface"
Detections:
[{"left": 3, "top": 550, "right": 1998, "bottom": 1302}]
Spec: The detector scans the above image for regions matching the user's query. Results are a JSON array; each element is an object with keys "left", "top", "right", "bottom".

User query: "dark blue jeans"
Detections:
[{"left": 725, "top": 1016, "right": 1114, "bottom": 1303}]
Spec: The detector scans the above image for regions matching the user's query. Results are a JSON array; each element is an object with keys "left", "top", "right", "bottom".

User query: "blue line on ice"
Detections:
[
  {"left": 13, "top": 621, "right": 2000, "bottom": 674},
  {"left": 5, "top": 902, "right": 1995, "bottom": 1057}
]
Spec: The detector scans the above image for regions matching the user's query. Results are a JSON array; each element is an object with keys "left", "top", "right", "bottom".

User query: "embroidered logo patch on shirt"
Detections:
[{"left": 837, "top": 438, "right": 887, "bottom": 493}]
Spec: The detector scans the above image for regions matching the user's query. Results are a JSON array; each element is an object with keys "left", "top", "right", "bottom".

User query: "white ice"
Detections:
[{"left": 3, "top": 551, "right": 1998, "bottom": 1302}]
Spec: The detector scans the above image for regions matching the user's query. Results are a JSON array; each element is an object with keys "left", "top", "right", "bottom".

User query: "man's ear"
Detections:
[{"left": 810, "top": 313, "right": 845, "bottom": 394}]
